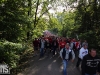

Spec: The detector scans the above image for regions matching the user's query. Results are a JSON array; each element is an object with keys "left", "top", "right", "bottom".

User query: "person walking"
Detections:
[
  {"left": 45, "top": 39, "right": 51, "bottom": 56},
  {"left": 76, "top": 44, "right": 88, "bottom": 67},
  {"left": 75, "top": 40, "right": 82, "bottom": 57},
  {"left": 33, "top": 38, "right": 39, "bottom": 56},
  {"left": 52, "top": 38, "right": 59, "bottom": 56},
  {"left": 70, "top": 39, "right": 74, "bottom": 50},
  {"left": 39, "top": 37, "right": 45, "bottom": 57},
  {"left": 60, "top": 43, "right": 75, "bottom": 75},
  {"left": 59, "top": 38, "right": 66, "bottom": 50},
  {"left": 81, "top": 49, "right": 100, "bottom": 75}
]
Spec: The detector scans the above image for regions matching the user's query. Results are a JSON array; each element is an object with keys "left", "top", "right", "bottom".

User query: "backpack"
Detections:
[{"left": 62, "top": 48, "right": 72, "bottom": 60}]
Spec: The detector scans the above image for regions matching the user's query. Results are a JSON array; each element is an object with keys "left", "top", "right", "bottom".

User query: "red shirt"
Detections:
[
  {"left": 59, "top": 41, "right": 66, "bottom": 49},
  {"left": 48, "top": 37, "right": 52, "bottom": 44}
]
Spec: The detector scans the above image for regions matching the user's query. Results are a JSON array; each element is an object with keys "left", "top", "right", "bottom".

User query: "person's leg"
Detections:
[
  {"left": 55, "top": 47, "right": 58, "bottom": 55},
  {"left": 40, "top": 48, "right": 44, "bottom": 57},
  {"left": 47, "top": 48, "right": 50, "bottom": 56},
  {"left": 76, "top": 49, "right": 79, "bottom": 57},
  {"left": 40, "top": 48, "right": 42, "bottom": 57},
  {"left": 33, "top": 47, "right": 36, "bottom": 56},
  {"left": 63, "top": 60, "right": 68, "bottom": 75},
  {"left": 76, "top": 48, "right": 80, "bottom": 57},
  {"left": 42, "top": 48, "right": 44, "bottom": 56},
  {"left": 53, "top": 47, "right": 56, "bottom": 55},
  {"left": 35, "top": 47, "right": 38, "bottom": 55},
  {"left": 76, "top": 57, "right": 81, "bottom": 67},
  {"left": 55, "top": 47, "right": 58, "bottom": 54},
  {"left": 74, "top": 50, "right": 77, "bottom": 57},
  {"left": 44, "top": 48, "right": 46, "bottom": 54}
]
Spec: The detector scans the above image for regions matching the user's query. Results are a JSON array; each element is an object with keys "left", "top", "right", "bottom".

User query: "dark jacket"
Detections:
[
  {"left": 45, "top": 41, "right": 51, "bottom": 48},
  {"left": 81, "top": 54, "right": 100, "bottom": 75},
  {"left": 52, "top": 40, "right": 59, "bottom": 48}
]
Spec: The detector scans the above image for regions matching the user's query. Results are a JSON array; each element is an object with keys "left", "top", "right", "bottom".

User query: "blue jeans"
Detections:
[
  {"left": 53, "top": 47, "right": 56, "bottom": 55},
  {"left": 85, "top": 73, "right": 96, "bottom": 75},
  {"left": 40, "top": 48, "right": 44, "bottom": 57},
  {"left": 63, "top": 60, "right": 68, "bottom": 75}
]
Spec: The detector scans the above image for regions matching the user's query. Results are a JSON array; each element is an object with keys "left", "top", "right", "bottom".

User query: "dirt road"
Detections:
[{"left": 18, "top": 53, "right": 81, "bottom": 75}]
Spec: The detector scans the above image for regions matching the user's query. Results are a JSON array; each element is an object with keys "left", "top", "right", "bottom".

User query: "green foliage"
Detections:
[
  {"left": 55, "top": 11, "right": 78, "bottom": 37},
  {"left": 32, "top": 17, "right": 48, "bottom": 39},
  {"left": 75, "top": 0, "right": 100, "bottom": 54},
  {"left": 48, "top": 15, "right": 62, "bottom": 35},
  {"left": 0, "top": 0, "right": 29, "bottom": 42},
  {"left": 0, "top": 40, "right": 27, "bottom": 68},
  {"left": 63, "top": 12, "right": 76, "bottom": 37}
]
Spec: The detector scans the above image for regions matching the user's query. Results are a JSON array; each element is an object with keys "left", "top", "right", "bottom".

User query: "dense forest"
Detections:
[{"left": 0, "top": 0, "right": 100, "bottom": 74}]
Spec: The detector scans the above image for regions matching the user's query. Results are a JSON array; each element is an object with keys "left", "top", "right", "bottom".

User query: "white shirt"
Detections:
[
  {"left": 70, "top": 42, "right": 74, "bottom": 50},
  {"left": 79, "top": 47, "right": 88, "bottom": 59},
  {"left": 41, "top": 40, "right": 45, "bottom": 48}
]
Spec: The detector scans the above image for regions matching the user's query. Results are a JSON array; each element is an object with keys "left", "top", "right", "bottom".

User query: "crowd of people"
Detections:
[
  {"left": 33, "top": 36, "right": 82, "bottom": 57},
  {"left": 32, "top": 36, "right": 100, "bottom": 75}
]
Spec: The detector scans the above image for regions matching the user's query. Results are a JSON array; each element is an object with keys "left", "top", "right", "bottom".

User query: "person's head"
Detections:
[
  {"left": 83, "top": 44, "right": 87, "bottom": 49},
  {"left": 65, "top": 43, "right": 70, "bottom": 49},
  {"left": 89, "top": 49, "right": 97, "bottom": 57}
]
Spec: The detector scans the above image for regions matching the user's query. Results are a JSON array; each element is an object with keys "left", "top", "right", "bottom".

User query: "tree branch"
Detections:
[{"left": 34, "top": 0, "right": 39, "bottom": 28}]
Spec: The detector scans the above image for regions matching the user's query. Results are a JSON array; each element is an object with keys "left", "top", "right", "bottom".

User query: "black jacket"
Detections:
[
  {"left": 52, "top": 40, "right": 59, "bottom": 48},
  {"left": 81, "top": 54, "right": 100, "bottom": 75},
  {"left": 45, "top": 41, "right": 51, "bottom": 48}
]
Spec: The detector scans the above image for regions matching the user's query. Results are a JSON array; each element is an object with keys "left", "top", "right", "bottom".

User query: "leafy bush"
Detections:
[{"left": 0, "top": 40, "right": 27, "bottom": 69}]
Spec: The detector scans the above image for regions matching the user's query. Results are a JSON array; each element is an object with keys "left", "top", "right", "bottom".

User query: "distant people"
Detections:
[
  {"left": 39, "top": 37, "right": 45, "bottom": 57},
  {"left": 59, "top": 38, "right": 66, "bottom": 50},
  {"left": 72, "top": 39, "right": 77, "bottom": 56},
  {"left": 76, "top": 40, "right": 81, "bottom": 50},
  {"left": 48, "top": 36, "right": 53, "bottom": 51},
  {"left": 70, "top": 39, "right": 74, "bottom": 50},
  {"left": 52, "top": 38, "right": 59, "bottom": 56},
  {"left": 81, "top": 49, "right": 100, "bottom": 75},
  {"left": 76, "top": 44, "right": 88, "bottom": 67},
  {"left": 33, "top": 38, "right": 39, "bottom": 56},
  {"left": 75, "top": 40, "right": 82, "bottom": 57},
  {"left": 45, "top": 39, "right": 51, "bottom": 56},
  {"left": 82, "top": 40, "right": 88, "bottom": 47},
  {"left": 66, "top": 38, "right": 70, "bottom": 44},
  {"left": 60, "top": 43, "right": 75, "bottom": 75}
]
